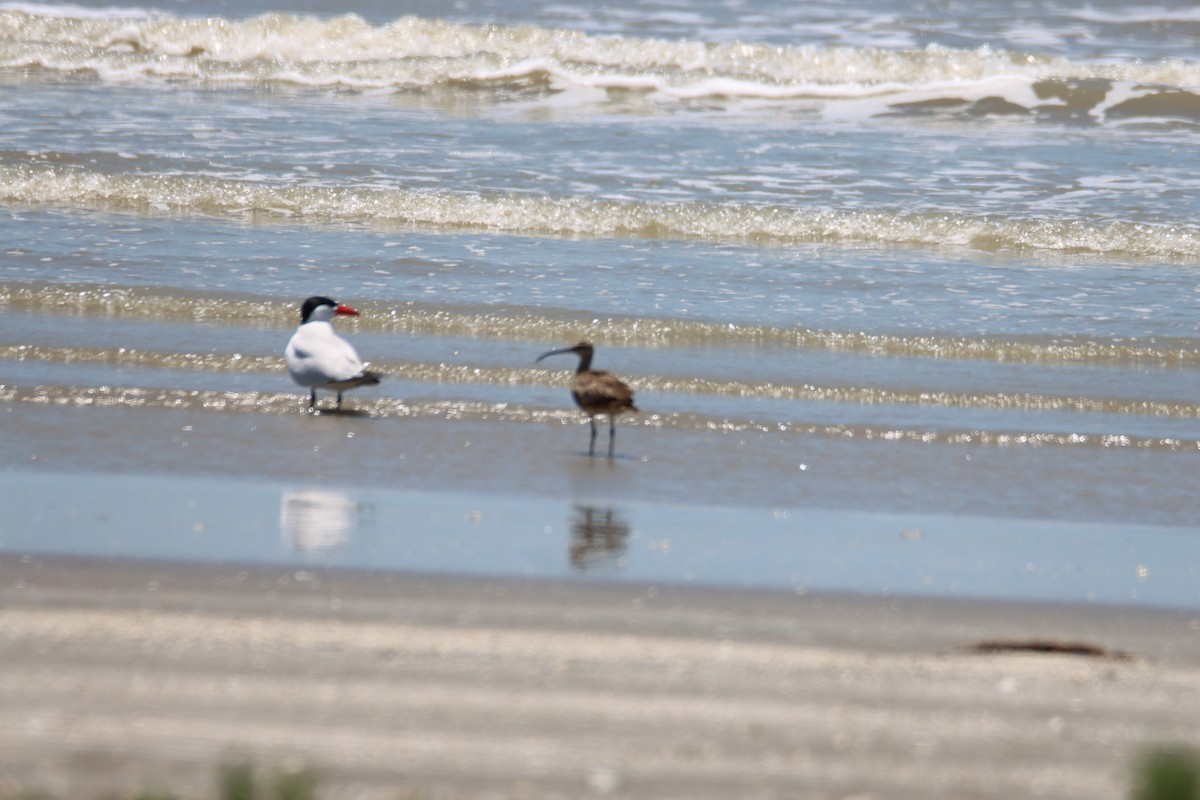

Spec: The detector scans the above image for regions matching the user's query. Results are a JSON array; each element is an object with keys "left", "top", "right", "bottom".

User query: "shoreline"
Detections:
[
  {"left": 5, "top": 551, "right": 1200, "bottom": 650},
  {"left": 3, "top": 554, "right": 1198, "bottom": 799}
]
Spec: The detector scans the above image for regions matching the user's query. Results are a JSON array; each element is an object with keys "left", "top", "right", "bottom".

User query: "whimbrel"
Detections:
[
  {"left": 536, "top": 341, "right": 637, "bottom": 456},
  {"left": 285, "top": 296, "right": 382, "bottom": 411}
]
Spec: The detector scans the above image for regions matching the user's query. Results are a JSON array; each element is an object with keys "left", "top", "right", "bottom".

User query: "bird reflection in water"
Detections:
[
  {"left": 279, "top": 489, "right": 361, "bottom": 554},
  {"left": 569, "top": 505, "right": 631, "bottom": 571}
]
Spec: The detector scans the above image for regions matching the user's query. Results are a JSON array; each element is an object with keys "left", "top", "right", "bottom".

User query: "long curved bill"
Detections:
[{"left": 535, "top": 345, "right": 577, "bottom": 363}]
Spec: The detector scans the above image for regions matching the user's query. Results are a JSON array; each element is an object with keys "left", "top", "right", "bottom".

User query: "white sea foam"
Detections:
[
  {"left": 2, "top": 165, "right": 1198, "bottom": 260},
  {"left": 0, "top": 1, "right": 160, "bottom": 19},
  {"left": 3, "top": 7, "right": 1199, "bottom": 111},
  {"left": 1068, "top": 6, "right": 1200, "bottom": 25}
]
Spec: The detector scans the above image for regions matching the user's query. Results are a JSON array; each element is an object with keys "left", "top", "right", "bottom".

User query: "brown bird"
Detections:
[{"left": 536, "top": 341, "right": 638, "bottom": 457}]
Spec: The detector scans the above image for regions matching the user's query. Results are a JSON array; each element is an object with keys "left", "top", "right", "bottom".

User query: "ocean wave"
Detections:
[
  {"left": 4, "top": 343, "right": 1199, "bottom": 418},
  {"left": 0, "top": 1, "right": 161, "bottom": 20},
  {"left": 2, "top": 8, "right": 1199, "bottom": 122},
  {"left": 2, "top": 382, "right": 1195, "bottom": 451},
  {"left": 3, "top": 282, "right": 1198, "bottom": 366},
  {"left": 1067, "top": 7, "right": 1200, "bottom": 25},
  {"left": 2, "top": 165, "right": 1199, "bottom": 260}
]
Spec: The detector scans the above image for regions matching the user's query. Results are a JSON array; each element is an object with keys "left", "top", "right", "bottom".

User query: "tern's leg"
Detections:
[
  {"left": 309, "top": 388, "right": 317, "bottom": 411},
  {"left": 337, "top": 391, "right": 344, "bottom": 410}
]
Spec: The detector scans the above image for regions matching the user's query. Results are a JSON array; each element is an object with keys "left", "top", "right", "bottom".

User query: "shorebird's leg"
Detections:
[
  {"left": 309, "top": 388, "right": 317, "bottom": 411},
  {"left": 608, "top": 417, "right": 617, "bottom": 457},
  {"left": 588, "top": 416, "right": 597, "bottom": 456},
  {"left": 337, "top": 391, "right": 344, "bottom": 411}
]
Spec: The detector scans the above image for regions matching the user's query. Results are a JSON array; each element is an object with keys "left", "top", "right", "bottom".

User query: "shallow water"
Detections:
[
  {"left": 3, "top": 470, "right": 1196, "bottom": 608},
  {"left": 1, "top": 0, "right": 1198, "bottom": 607}
]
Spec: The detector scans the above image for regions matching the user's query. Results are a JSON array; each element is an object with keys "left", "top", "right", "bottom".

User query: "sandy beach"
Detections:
[{"left": 2, "top": 554, "right": 1198, "bottom": 800}]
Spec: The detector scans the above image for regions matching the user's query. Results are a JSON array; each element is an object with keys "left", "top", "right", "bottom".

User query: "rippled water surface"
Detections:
[{"left": 1, "top": 0, "right": 1197, "bottom": 606}]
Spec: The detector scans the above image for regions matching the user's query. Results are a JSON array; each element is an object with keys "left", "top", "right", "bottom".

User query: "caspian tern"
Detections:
[
  {"left": 535, "top": 341, "right": 637, "bottom": 457},
  {"left": 285, "top": 296, "right": 382, "bottom": 411}
]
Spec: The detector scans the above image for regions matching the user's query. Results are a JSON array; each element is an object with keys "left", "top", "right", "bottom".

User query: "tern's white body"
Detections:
[
  {"left": 286, "top": 318, "right": 366, "bottom": 388},
  {"left": 285, "top": 297, "right": 381, "bottom": 410}
]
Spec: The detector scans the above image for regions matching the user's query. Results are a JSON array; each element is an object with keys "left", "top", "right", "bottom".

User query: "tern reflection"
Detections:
[
  {"left": 569, "top": 505, "right": 630, "bottom": 571},
  {"left": 279, "top": 489, "right": 360, "bottom": 554}
]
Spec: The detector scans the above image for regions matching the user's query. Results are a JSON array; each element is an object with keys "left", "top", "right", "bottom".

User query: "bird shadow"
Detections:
[
  {"left": 309, "top": 408, "right": 373, "bottom": 419},
  {"left": 573, "top": 450, "right": 639, "bottom": 461}
]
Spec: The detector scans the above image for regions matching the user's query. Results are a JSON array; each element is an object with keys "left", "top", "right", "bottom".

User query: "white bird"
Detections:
[{"left": 285, "top": 296, "right": 382, "bottom": 411}]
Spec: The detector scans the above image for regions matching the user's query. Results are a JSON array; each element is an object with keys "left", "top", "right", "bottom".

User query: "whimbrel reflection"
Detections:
[
  {"left": 279, "top": 489, "right": 359, "bottom": 554},
  {"left": 569, "top": 505, "right": 630, "bottom": 571}
]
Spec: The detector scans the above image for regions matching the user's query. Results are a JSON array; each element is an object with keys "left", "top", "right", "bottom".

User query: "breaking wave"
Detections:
[
  {"left": 3, "top": 282, "right": 1198, "bottom": 367},
  {"left": 4, "top": 165, "right": 1199, "bottom": 260},
  {"left": 4, "top": 343, "right": 1199, "bottom": 418},
  {"left": 2, "top": 7, "right": 1200, "bottom": 123},
  {"left": 2, "top": 381, "right": 1195, "bottom": 451}
]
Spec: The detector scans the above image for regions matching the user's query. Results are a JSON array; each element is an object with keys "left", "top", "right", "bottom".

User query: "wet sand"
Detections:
[{"left": 2, "top": 555, "right": 1198, "bottom": 800}]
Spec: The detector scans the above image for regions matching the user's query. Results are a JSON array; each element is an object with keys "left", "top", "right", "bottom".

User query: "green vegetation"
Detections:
[
  {"left": 2, "top": 762, "right": 438, "bottom": 800},
  {"left": 217, "top": 762, "right": 318, "bottom": 800},
  {"left": 1134, "top": 747, "right": 1200, "bottom": 800},
  {"left": 217, "top": 762, "right": 257, "bottom": 800},
  {"left": 6, "top": 747, "right": 1200, "bottom": 800},
  {"left": 3, "top": 762, "right": 319, "bottom": 800}
]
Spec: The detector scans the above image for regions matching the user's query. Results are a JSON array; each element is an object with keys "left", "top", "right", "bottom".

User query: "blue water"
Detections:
[
  {"left": 3, "top": 470, "right": 1196, "bottom": 608},
  {"left": 1, "top": 0, "right": 1198, "bottom": 607}
]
